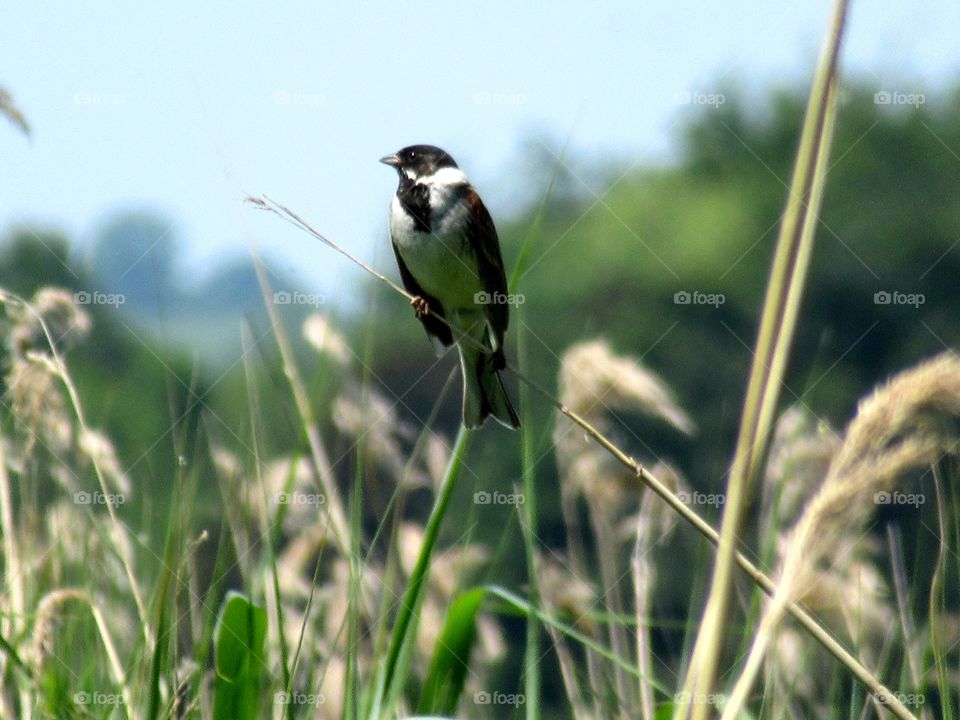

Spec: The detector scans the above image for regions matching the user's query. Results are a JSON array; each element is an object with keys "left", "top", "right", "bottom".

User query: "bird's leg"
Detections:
[{"left": 410, "top": 296, "right": 431, "bottom": 318}]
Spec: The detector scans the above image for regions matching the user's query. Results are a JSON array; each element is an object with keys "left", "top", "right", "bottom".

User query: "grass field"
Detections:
[{"left": 2, "top": 1, "right": 959, "bottom": 718}]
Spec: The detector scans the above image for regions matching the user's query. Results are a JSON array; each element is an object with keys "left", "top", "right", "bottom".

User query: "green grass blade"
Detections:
[
  {"left": 516, "top": 306, "right": 541, "bottom": 720},
  {"left": 358, "top": 369, "right": 459, "bottom": 720},
  {"left": 247, "top": 246, "right": 351, "bottom": 554},
  {"left": 379, "top": 425, "right": 470, "bottom": 708},
  {"left": 0, "top": 630, "right": 31, "bottom": 678},
  {"left": 345, "top": 437, "right": 365, "bottom": 720},
  {"left": 417, "top": 587, "right": 488, "bottom": 715},
  {"left": 146, "top": 507, "right": 177, "bottom": 720},
  {"left": 504, "top": 127, "right": 565, "bottom": 720},
  {"left": 240, "top": 321, "right": 292, "bottom": 715},
  {"left": 213, "top": 591, "right": 268, "bottom": 720}
]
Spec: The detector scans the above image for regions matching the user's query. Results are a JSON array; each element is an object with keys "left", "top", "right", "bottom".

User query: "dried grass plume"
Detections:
[{"left": 723, "top": 352, "right": 960, "bottom": 719}]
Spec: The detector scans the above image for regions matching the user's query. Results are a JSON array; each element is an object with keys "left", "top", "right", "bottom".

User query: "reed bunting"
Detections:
[{"left": 380, "top": 144, "right": 520, "bottom": 429}]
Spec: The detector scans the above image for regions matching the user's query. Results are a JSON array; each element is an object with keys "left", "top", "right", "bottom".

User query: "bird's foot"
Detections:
[{"left": 410, "top": 296, "right": 431, "bottom": 318}]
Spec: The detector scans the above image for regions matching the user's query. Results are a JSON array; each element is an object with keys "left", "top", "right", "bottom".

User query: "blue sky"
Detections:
[{"left": 2, "top": 1, "right": 958, "bottom": 306}]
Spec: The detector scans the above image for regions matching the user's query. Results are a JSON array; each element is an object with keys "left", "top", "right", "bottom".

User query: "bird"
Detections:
[{"left": 380, "top": 144, "right": 520, "bottom": 430}]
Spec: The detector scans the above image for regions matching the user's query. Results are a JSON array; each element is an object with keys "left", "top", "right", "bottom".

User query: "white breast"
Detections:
[{"left": 389, "top": 185, "right": 483, "bottom": 310}]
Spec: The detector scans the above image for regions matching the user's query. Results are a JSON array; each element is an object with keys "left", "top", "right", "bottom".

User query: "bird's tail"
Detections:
[{"left": 459, "top": 345, "right": 520, "bottom": 430}]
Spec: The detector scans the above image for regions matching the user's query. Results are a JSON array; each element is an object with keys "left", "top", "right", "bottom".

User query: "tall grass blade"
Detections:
[
  {"left": 345, "top": 443, "right": 365, "bottom": 720},
  {"left": 379, "top": 426, "right": 470, "bottom": 709},
  {"left": 146, "top": 495, "right": 180, "bottom": 720},
  {"left": 507, "top": 155, "right": 564, "bottom": 720},
  {"left": 681, "top": 2, "right": 848, "bottom": 716},
  {"left": 517, "top": 310, "right": 542, "bottom": 720},
  {"left": 240, "top": 321, "right": 292, "bottom": 717},
  {"left": 246, "top": 247, "right": 351, "bottom": 554}
]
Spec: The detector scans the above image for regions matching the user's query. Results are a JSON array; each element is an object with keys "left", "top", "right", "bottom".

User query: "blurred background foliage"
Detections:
[{"left": 2, "top": 77, "right": 958, "bottom": 629}]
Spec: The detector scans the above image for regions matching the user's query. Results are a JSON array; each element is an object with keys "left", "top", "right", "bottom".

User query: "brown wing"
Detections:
[
  {"left": 464, "top": 188, "right": 510, "bottom": 351},
  {"left": 391, "top": 240, "right": 454, "bottom": 349}
]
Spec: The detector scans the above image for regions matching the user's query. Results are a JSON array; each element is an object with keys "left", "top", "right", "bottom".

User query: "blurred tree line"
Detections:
[{"left": 2, "top": 80, "right": 958, "bottom": 555}]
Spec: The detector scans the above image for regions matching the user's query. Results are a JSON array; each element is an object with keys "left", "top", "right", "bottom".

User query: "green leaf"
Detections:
[
  {"left": 654, "top": 703, "right": 677, "bottom": 720},
  {"left": 417, "top": 587, "right": 488, "bottom": 715},
  {"left": 213, "top": 591, "right": 268, "bottom": 720}
]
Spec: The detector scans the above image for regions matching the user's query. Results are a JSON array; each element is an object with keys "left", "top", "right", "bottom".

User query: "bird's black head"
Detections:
[{"left": 380, "top": 144, "right": 459, "bottom": 180}]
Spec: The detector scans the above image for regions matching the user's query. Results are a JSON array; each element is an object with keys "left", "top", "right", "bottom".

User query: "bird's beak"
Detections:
[{"left": 379, "top": 154, "right": 400, "bottom": 167}]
